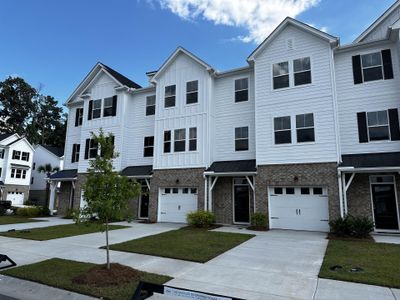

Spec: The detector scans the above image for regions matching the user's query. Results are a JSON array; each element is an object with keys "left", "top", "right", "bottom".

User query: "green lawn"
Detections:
[
  {"left": 0, "top": 223, "right": 128, "bottom": 240},
  {"left": 108, "top": 227, "right": 254, "bottom": 263},
  {"left": 1, "top": 258, "right": 171, "bottom": 300},
  {"left": 319, "top": 240, "right": 400, "bottom": 288},
  {"left": 0, "top": 216, "right": 43, "bottom": 225}
]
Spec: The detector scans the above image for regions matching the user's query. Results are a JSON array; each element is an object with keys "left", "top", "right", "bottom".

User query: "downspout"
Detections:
[
  {"left": 203, "top": 174, "right": 208, "bottom": 211},
  {"left": 337, "top": 169, "right": 344, "bottom": 218}
]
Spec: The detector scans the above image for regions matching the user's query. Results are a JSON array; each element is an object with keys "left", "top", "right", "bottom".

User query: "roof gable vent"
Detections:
[{"left": 286, "top": 38, "right": 294, "bottom": 51}]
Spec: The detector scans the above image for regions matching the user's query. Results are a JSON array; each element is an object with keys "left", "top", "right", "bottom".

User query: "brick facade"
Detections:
[
  {"left": 2, "top": 184, "right": 30, "bottom": 203},
  {"left": 255, "top": 162, "right": 340, "bottom": 228},
  {"left": 149, "top": 168, "right": 206, "bottom": 222}
]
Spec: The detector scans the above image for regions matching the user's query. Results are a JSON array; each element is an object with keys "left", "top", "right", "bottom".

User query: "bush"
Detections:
[
  {"left": 16, "top": 206, "right": 41, "bottom": 217},
  {"left": 64, "top": 208, "right": 80, "bottom": 219},
  {"left": 187, "top": 211, "right": 215, "bottom": 228},
  {"left": 329, "top": 215, "right": 374, "bottom": 238},
  {"left": 251, "top": 212, "right": 267, "bottom": 227}
]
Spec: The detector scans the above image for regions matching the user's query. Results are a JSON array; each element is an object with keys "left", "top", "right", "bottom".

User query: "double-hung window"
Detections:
[
  {"left": 189, "top": 127, "right": 197, "bottom": 151},
  {"left": 164, "top": 130, "right": 171, "bottom": 153},
  {"left": 92, "top": 99, "right": 102, "bottom": 119},
  {"left": 296, "top": 113, "right": 315, "bottom": 142},
  {"left": 103, "top": 97, "right": 114, "bottom": 117},
  {"left": 146, "top": 95, "right": 156, "bottom": 115},
  {"left": 186, "top": 80, "right": 198, "bottom": 104},
  {"left": 75, "top": 107, "right": 83, "bottom": 126},
  {"left": 165, "top": 85, "right": 176, "bottom": 108},
  {"left": 234, "top": 78, "right": 248, "bottom": 102},
  {"left": 273, "top": 62, "right": 289, "bottom": 89},
  {"left": 174, "top": 129, "right": 186, "bottom": 152},
  {"left": 88, "top": 139, "right": 99, "bottom": 158},
  {"left": 294, "top": 57, "right": 311, "bottom": 86},
  {"left": 72, "top": 144, "right": 80, "bottom": 163},
  {"left": 367, "top": 110, "right": 389, "bottom": 141},
  {"left": 21, "top": 152, "right": 29, "bottom": 161},
  {"left": 12, "top": 150, "right": 21, "bottom": 160},
  {"left": 0, "top": 149, "right": 4, "bottom": 159},
  {"left": 143, "top": 136, "right": 154, "bottom": 157},
  {"left": 274, "top": 116, "right": 291, "bottom": 144},
  {"left": 235, "top": 127, "right": 249, "bottom": 151},
  {"left": 361, "top": 52, "right": 383, "bottom": 82}
]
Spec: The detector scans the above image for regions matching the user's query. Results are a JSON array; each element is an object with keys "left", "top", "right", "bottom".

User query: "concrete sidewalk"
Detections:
[{"left": 0, "top": 217, "right": 74, "bottom": 232}]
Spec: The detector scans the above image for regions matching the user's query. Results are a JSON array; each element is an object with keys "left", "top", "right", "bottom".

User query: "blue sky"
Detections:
[{"left": 0, "top": 0, "right": 395, "bottom": 109}]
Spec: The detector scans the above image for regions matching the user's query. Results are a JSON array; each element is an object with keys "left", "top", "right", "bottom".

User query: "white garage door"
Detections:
[
  {"left": 6, "top": 191, "right": 25, "bottom": 206},
  {"left": 269, "top": 186, "right": 329, "bottom": 232},
  {"left": 158, "top": 187, "right": 198, "bottom": 223}
]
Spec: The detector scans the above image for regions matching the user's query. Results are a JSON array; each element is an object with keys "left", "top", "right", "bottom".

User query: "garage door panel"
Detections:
[{"left": 158, "top": 188, "right": 198, "bottom": 223}]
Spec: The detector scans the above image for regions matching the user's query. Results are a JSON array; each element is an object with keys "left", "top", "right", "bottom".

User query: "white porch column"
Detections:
[
  {"left": 48, "top": 181, "right": 57, "bottom": 216},
  {"left": 337, "top": 170, "right": 344, "bottom": 218},
  {"left": 246, "top": 176, "right": 256, "bottom": 213},
  {"left": 203, "top": 176, "right": 208, "bottom": 211}
]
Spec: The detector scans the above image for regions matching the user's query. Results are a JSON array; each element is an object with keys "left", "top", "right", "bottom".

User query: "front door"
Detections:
[
  {"left": 234, "top": 179, "right": 250, "bottom": 223},
  {"left": 139, "top": 186, "right": 149, "bottom": 219},
  {"left": 372, "top": 183, "right": 399, "bottom": 230}
]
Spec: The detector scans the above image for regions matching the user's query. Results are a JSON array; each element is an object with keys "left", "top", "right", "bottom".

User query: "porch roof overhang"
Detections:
[
  {"left": 339, "top": 152, "right": 400, "bottom": 173},
  {"left": 47, "top": 169, "right": 78, "bottom": 181},
  {"left": 120, "top": 165, "right": 153, "bottom": 178},
  {"left": 205, "top": 159, "right": 257, "bottom": 176},
  {"left": 11, "top": 163, "right": 30, "bottom": 170},
  {"left": 0, "top": 181, "right": 4, "bottom": 186}
]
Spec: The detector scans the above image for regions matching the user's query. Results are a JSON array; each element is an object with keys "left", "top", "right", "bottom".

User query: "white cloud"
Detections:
[{"left": 149, "top": 0, "right": 320, "bottom": 43}]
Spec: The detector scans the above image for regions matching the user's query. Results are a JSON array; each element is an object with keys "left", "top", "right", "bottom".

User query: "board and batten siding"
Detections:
[
  {"left": 63, "top": 104, "right": 83, "bottom": 170},
  {"left": 254, "top": 24, "right": 339, "bottom": 165},
  {"left": 335, "top": 42, "right": 400, "bottom": 155},
  {"left": 121, "top": 89, "right": 155, "bottom": 169},
  {"left": 153, "top": 53, "right": 212, "bottom": 169},
  {"left": 213, "top": 71, "right": 256, "bottom": 162}
]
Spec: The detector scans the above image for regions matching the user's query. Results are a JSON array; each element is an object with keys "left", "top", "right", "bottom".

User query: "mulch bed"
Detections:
[
  {"left": 327, "top": 233, "right": 374, "bottom": 242},
  {"left": 246, "top": 226, "right": 268, "bottom": 231},
  {"left": 72, "top": 263, "right": 140, "bottom": 287}
]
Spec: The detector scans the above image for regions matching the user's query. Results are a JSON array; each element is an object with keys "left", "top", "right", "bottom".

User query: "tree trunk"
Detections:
[
  {"left": 105, "top": 219, "right": 110, "bottom": 270},
  {"left": 45, "top": 176, "right": 50, "bottom": 209}
]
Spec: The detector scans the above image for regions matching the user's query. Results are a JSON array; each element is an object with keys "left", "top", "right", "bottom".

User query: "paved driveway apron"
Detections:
[{"left": 167, "top": 228, "right": 328, "bottom": 300}]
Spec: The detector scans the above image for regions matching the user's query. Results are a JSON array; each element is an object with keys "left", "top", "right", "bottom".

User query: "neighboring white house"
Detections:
[
  {"left": 29, "top": 145, "right": 64, "bottom": 205},
  {"left": 49, "top": 1, "right": 400, "bottom": 233},
  {"left": 0, "top": 133, "right": 34, "bottom": 206}
]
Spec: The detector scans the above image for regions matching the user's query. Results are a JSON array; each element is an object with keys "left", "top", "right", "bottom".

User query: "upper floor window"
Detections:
[
  {"left": 164, "top": 130, "right": 171, "bottom": 153},
  {"left": 296, "top": 113, "right": 315, "bottom": 142},
  {"left": 103, "top": 97, "right": 114, "bottom": 117},
  {"left": 84, "top": 139, "right": 98, "bottom": 159},
  {"left": 92, "top": 99, "right": 102, "bottom": 119},
  {"left": 186, "top": 80, "right": 198, "bottom": 104},
  {"left": 165, "top": 85, "right": 176, "bottom": 108},
  {"left": 189, "top": 127, "right": 197, "bottom": 151},
  {"left": 146, "top": 95, "right": 156, "bottom": 116},
  {"left": 0, "top": 149, "right": 4, "bottom": 159},
  {"left": 273, "top": 62, "right": 289, "bottom": 89},
  {"left": 174, "top": 129, "right": 186, "bottom": 152},
  {"left": 143, "top": 136, "right": 154, "bottom": 157},
  {"left": 274, "top": 116, "right": 291, "bottom": 144},
  {"left": 11, "top": 168, "right": 26, "bottom": 179},
  {"left": 33, "top": 162, "right": 36, "bottom": 170},
  {"left": 352, "top": 49, "right": 394, "bottom": 84},
  {"left": 71, "top": 144, "right": 80, "bottom": 163},
  {"left": 75, "top": 107, "right": 83, "bottom": 127},
  {"left": 367, "top": 110, "right": 389, "bottom": 141},
  {"left": 0, "top": 167, "right": 2, "bottom": 177},
  {"left": 235, "top": 126, "right": 249, "bottom": 151},
  {"left": 294, "top": 57, "right": 311, "bottom": 86},
  {"left": 235, "top": 78, "right": 248, "bottom": 102},
  {"left": 21, "top": 152, "right": 30, "bottom": 161},
  {"left": 12, "top": 150, "right": 21, "bottom": 160}
]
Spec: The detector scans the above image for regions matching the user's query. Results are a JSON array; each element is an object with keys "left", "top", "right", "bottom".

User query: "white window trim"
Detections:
[
  {"left": 91, "top": 99, "right": 102, "bottom": 119},
  {"left": 234, "top": 77, "right": 249, "bottom": 103},
  {"left": 143, "top": 136, "right": 154, "bottom": 157},
  {"left": 163, "top": 130, "right": 172, "bottom": 153},
  {"left": 12, "top": 150, "right": 21, "bottom": 160},
  {"left": 77, "top": 107, "right": 84, "bottom": 126},
  {"left": 366, "top": 110, "right": 391, "bottom": 142},
  {"left": 293, "top": 57, "right": 312, "bottom": 87},
  {"left": 186, "top": 80, "right": 199, "bottom": 105},
  {"left": 73, "top": 144, "right": 80, "bottom": 162},
  {"left": 273, "top": 116, "right": 292, "bottom": 145},
  {"left": 164, "top": 85, "right": 176, "bottom": 109},
  {"left": 188, "top": 127, "right": 197, "bottom": 151},
  {"left": 103, "top": 97, "right": 114, "bottom": 117},
  {"left": 272, "top": 61, "right": 290, "bottom": 91},
  {"left": 88, "top": 139, "right": 99, "bottom": 159},
  {"left": 295, "top": 113, "right": 315, "bottom": 144},
  {"left": 145, "top": 95, "right": 156, "bottom": 116},
  {"left": 174, "top": 128, "right": 186, "bottom": 152},
  {"left": 360, "top": 51, "right": 384, "bottom": 83},
  {"left": 234, "top": 126, "right": 249, "bottom": 152}
]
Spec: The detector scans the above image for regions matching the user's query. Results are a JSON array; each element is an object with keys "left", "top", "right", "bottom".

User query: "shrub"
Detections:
[
  {"left": 251, "top": 212, "right": 267, "bottom": 227},
  {"left": 64, "top": 208, "right": 80, "bottom": 219},
  {"left": 0, "top": 207, "right": 5, "bottom": 216},
  {"left": 329, "top": 215, "right": 374, "bottom": 238},
  {"left": 187, "top": 211, "right": 215, "bottom": 228},
  {"left": 16, "top": 206, "right": 41, "bottom": 217}
]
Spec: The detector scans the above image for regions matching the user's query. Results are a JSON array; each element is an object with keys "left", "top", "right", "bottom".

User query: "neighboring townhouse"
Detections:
[
  {"left": 49, "top": 1, "right": 400, "bottom": 232},
  {"left": 29, "top": 145, "right": 64, "bottom": 205},
  {"left": 0, "top": 133, "right": 34, "bottom": 205}
]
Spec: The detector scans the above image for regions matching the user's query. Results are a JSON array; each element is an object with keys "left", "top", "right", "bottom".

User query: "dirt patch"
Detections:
[
  {"left": 72, "top": 263, "right": 141, "bottom": 287},
  {"left": 327, "top": 233, "right": 374, "bottom": 242},
  {"left": 246, "top": 226, "right": 268, "bottom": 231}
]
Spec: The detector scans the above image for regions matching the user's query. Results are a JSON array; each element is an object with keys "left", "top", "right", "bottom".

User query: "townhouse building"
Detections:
[
  {"left": 49, "top": 1, "right": 400, "bottom": 232},
  {"left": 0, "top": 133, "right": 34, "bottom": 205}
]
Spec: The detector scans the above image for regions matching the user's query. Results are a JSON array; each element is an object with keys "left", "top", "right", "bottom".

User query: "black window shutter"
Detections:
[
  {"left": 71, "top": 145, "right": 76, "bottom": 163},
  {"left": 388, "top": 108, "right": 400, "bottom": 140},
  {"left": 357, "top": 112, "right": 368, "bottom": 143},
  {"left": 88, "top": 100, "right": 93, "bottom": 120},
  {"left": 352, "top": 55, "right": 363, "bottom": 84},
  {"left": 382, "top": 49, "right": 394, "bottom": 80},
  {"left": 84, "top": 139, "right": 90, "bottom": 159},
  {"left": 75, "top": 109, "right": 79, "bottom": 127},
  {"left": 112, "top": 95, "right": 117, "bottom": 116}
]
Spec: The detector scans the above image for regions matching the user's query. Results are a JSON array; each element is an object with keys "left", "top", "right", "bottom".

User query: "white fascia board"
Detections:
[
  {"left": 334, "top": 38, "right": 392, "bottom": 54},
  {"left": 338, "top": 166, "right": 400, "bottom": 173},
  {"left": 203, "top": 171, "right": 257, "bottom": 176}
]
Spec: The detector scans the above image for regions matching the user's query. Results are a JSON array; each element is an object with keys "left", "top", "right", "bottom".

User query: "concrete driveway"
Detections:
[{"left": 168, "top": 228, "right": 328, "bottom": 299}]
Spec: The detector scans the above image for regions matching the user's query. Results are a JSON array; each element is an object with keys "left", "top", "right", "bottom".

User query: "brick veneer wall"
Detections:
[{"left": 3, "top": 184, "right": 30, "bottom": 203}]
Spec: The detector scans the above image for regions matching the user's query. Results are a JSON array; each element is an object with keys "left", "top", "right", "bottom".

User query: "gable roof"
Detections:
[
  {"left": 353, "top": 0, "right": 400, "bottom": 43},
  {"left": 48, "top": 169, "right": 77, "bottom": 181},
  {"left": 0, "top": 133, "right": 13, "bottom": 142},
  {"left": 6, "top": 136, "right": 35, "bottom": 151},
  {"left": 248, "top": 17, "right": 339, "bottom": 62},
  {"left": 65, "top": 62, "right": 142, "bottom": 105},
  {"left": 39, "top": 145, "right": 64, "bottom": 158},
  {"left": 151, "top": 47, "right": 215, "bottom": 82}
]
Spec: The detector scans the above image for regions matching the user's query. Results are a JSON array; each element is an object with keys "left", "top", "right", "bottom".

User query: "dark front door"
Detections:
[
  {"left": 234, "top": 185, "right": 250, "bottom": 223},
  {"left": 372, "top": 184, "right": 399, "bottom": 230},
  {"left": 139, "top": 188, "right": 149, "bottom": 219}
]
